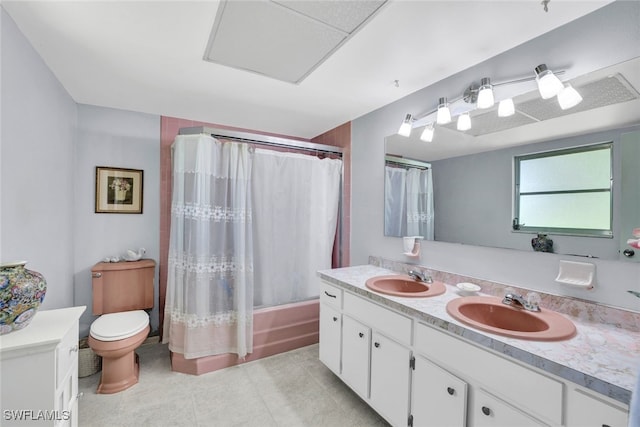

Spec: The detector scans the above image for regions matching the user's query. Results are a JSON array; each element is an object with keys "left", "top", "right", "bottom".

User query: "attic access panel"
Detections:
[{"left": 203, "top": 0, "right": 386, "bottom": 84}]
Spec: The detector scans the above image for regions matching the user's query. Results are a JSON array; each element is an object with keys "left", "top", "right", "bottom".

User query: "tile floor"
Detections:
[{"left": 78, "top": 343, "right": 389, "bottom": 427}]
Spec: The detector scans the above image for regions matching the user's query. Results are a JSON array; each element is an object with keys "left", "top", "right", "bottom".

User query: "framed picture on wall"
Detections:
[{"left": 95, "top": 166, "right": 143, "bottom": 214}]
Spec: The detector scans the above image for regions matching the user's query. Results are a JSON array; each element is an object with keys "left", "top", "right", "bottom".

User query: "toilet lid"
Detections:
[{"left": 90, "top": 310, "right": 149, "bottom": 341}]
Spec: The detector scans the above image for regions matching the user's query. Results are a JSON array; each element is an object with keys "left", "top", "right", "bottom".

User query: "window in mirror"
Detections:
[{"left": 513, "top": 143, "right": 612, "bottom": 237}]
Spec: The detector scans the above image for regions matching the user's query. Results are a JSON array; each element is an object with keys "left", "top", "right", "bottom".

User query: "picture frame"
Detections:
[{"left": 95, "top": 167, "right": 143, "bottom": 214}]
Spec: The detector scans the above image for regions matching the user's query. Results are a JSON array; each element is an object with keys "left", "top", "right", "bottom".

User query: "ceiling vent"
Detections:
[
  {"left": 444, "top": 73, "right": 639, "bottom": 136},
  {"left": 203, "top": 0, "right": 387, "bottom": 84}
]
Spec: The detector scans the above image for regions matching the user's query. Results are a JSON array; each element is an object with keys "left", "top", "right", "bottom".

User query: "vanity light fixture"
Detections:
[
  {"left": 457, "top": 113, "right": 471, "bottom": 131},
  {"left": 498, "top": 98, "right": 515, "bottom": 117},
  {"left": 397, "top": 62, "right": 580, "bottom": 142},
  {"left": 398, "top": 113, "right": 413, "bottom": 137},
  {"left": 476, "top": 78, "right": 495, "bottom": 109},
  {"left": 535, "top": 64, "right": 564, "bottom": 99},
  {"left": 557, "top": 84, "right": 583, "bottom": 110},
  {"left": 436, "top": 98, "right": 452, "bottom": 125},
  {"left": 420, "top": 124, "right": 435, "bottom": 142}
]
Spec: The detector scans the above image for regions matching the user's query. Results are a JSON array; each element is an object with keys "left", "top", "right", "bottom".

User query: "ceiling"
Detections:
[{"left": 2, "top": 1, "right": 614, "bottom": 139}]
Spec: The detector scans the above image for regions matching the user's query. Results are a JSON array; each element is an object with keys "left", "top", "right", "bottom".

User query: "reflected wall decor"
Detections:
[{"left": 95, "top": 166, "right": 143, "bottom": 214}]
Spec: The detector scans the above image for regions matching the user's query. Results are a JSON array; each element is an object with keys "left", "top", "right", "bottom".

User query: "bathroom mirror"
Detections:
[{"left": 384, "top": 58, "right": 640, "bottom": 261}]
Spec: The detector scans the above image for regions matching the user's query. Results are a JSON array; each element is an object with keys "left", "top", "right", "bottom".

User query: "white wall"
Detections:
[
  {"left": 1, "top": 8, "right": 78, "bottom": 310},
  {"left": 351, "top": 2, "right": 640, "bottom": 312},
  {"left": 1, "top": 9, "right": 161, "bottom": 336},
  {"left": 74, "top": 104, "right": 160, "bottom": 336}
]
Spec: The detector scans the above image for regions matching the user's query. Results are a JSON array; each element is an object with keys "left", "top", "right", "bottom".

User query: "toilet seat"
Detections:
[{"left": 90, "top": 310, "right": 149, "bottom": 341}]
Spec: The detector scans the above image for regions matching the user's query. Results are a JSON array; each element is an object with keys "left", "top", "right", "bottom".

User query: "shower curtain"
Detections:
[
  {"left": 164, "top": 135, "right": 342, "bottom": 359},
  {"left": 385, "top": 166, "right": 434, "bottom": 239},
  {"left": 164, "top": 134, "right": 254, "bottom": 359},
  {"left": 252, "top": 149, "right": 342, "bottom": 307},
  {"left": 406, "top": 168, "right": 434, "bottom": 240},
  {"left": 385, "top": 166, "right": 407, "bottom": 236}
]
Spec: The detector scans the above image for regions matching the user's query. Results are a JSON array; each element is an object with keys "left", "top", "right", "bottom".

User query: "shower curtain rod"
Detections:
[{"left": 178, "top": 126, "right": 343, "bottom": 156}]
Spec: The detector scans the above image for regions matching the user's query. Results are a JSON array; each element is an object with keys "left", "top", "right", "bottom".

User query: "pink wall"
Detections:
[{"left": 159, "top": 116, "right": 351, "bottom": 339}]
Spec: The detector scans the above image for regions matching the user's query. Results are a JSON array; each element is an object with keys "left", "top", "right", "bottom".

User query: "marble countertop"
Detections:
[{"left": 318, "top": 264, "right": 639, "bottom": 405}]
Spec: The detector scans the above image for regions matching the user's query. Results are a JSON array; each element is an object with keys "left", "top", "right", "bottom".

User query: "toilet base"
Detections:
[{"left": 89, "top": 326, "right": 149, "bottom": 394}]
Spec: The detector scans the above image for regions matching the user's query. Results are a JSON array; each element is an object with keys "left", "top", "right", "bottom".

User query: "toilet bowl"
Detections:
[{"left": 88, "top": 310, "right": 150, "bottom": 394}]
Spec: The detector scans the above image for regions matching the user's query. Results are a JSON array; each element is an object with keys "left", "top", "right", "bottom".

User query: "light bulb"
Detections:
[
  {"left": 557, "top": 84, "right": 583, "bottom": 110},
  {"left": 457, "top": 113, "right": 471, "bottom": 131},
  {"left": 535, "top": 64, "right": 564, "bottom": 99},
  {"left": 498, "top": 98, "right": 515, "bottom": 117},
  {"left": 398, "top": 113, "right": 413, "bottom": 137},
  {"left": 420, "top": 124, "right": 434, "bottom": 142},
  {"left": 476, "top": 78, "right": 494, "bottom": 109},
  {"left": 436, "top": 97, "right": 451, "bottom": 125}
]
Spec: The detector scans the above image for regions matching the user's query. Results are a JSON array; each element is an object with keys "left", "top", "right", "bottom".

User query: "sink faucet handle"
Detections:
[{"left": 526, "top": 292, "right": 541, "bottom": 309}]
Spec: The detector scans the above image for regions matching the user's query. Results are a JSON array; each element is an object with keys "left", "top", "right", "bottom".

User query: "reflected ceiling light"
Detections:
[
  {"left": 476, "top": 78, "right": 495, "bottom": 109},
  {"left": 398, "top": 113, "right": 413, "bottom": 137},
  {"left": 436, "top": 98, "right": 451, "bottom": 124},
  {"left": 457, "top": 113, "right": 471, "bottom": 131},
  {"left": 557, "top": 84, "right": 583, "bottom": 110},
  {"left": 420, "top": 124, "right": 435, "bottom": 142},
  {"left": 498, "top": 98, "right": 515, "bottom": 117},
  {"left": 534, "top": 64, "right": 564, "bottom": 99}
]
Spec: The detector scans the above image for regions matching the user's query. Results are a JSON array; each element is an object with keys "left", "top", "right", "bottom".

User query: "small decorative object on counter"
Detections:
[
  {"left": 531, "top": 233, "right": 553, "bottom": 252},
  {"left": 0, "top": 261, "right": 47, "bottom": 335}
]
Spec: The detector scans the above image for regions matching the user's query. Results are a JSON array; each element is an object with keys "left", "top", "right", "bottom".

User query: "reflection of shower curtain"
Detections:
[
  {"left": 406, "top": 168, "right": 434, "bottom": 240},
  {"left": 385, "top": 166, "right": 434, "bottom": 239},
  {"left": 385, "top": 166, "right": 407, "bottom": 236},
  {"left": 252, "top": 149, "right": 342, "bottom": 307},
  {"left": 164, "top": 134, "right": 254, "bottom": 359}
]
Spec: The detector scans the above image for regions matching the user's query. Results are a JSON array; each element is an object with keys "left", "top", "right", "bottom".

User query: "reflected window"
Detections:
[{"left": 513, "top": 143, "right": 613, "bottom": 237}]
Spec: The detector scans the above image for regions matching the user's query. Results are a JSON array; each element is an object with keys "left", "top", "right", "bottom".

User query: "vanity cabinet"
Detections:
[
  {"left": 340, "top": 291, "right": 413, "bottom": 427},
  {"left": 411, "top": 354, "right": 467, "bottom": 427},
  {"left": 317, "top": 278, "right": 630, "bottom": 427},
  {"left": 318, "top": 282, "right": 342, "bottom": 375},
  {"left": 0, "top": 306, "right": 85, "bottom": 427}
]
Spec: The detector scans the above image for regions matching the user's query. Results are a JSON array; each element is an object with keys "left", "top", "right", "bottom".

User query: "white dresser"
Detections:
[{"left": 0, "top": 306, "right": 86, "bottom": 427}]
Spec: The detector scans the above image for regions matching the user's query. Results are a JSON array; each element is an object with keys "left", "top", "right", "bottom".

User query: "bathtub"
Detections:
[{"left": 170, "top": 298, "right": 319, "bottom": 375}]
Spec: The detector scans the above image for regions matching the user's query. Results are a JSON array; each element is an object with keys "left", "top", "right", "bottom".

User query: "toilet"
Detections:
[{"left": 88, "top": 259, "right": 155, "bottom": 394}]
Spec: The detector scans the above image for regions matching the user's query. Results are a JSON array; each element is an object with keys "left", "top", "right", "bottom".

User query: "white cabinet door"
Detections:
[
  {"left": 472, "top": 389, "right": 546, "bottom": 427},
  {"left": 370, "top": 332, "right": 411, "bottom": 427},
  {"left": 411, "top": 355, "right": 467, "bottom": 427},
  {"left": 319, "top": 303, "right": 342, "bottom": 375},
  {"left": 342, "top": 315, "right": 371, "bottom": 398},
  {"left": 566, "top": 388, "right": 628, "bottom": 427}
]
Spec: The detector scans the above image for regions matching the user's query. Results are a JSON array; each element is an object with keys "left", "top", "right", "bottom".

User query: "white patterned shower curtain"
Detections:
[
  {"left": 164, "top": 135, "right": 342, "bottom": 359},
  {"left": 384, "top": 166, "right": 434, "bottom": 239},
  {"left": 163, "top": 134, "right": 254, "bottom": 359}
]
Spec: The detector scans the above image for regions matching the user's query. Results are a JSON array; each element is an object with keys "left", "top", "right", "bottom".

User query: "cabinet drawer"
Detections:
[
  {"left": 473, "top": 388, "right": 546, "bottom": 427},
  {"left": 320, "top": 281, "right": 342, "bottom": 309},
  {"left": 415, "top": 322, "right": 562, "bottom": 426},
  {"left": 56, "top": 322, "right": 79, "bottom": 388},
  {"left": 344, "top": 292, "right": 412, "bottom": 346},
  {"left": 566, "top": 388, "right": 628, "bottom": 427}
]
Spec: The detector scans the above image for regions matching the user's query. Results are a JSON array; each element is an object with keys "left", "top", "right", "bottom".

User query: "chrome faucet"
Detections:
[
  {"left": 408, "top": 270, "right": 433, "bottom": 283},
  {"left": 502, "top": 292, "right": 540, "bottom": 312}
]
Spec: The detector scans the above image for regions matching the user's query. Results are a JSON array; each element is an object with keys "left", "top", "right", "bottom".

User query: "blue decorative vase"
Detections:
[{"left": 0, "top": 261, "right": 46, "bottom": 335}]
